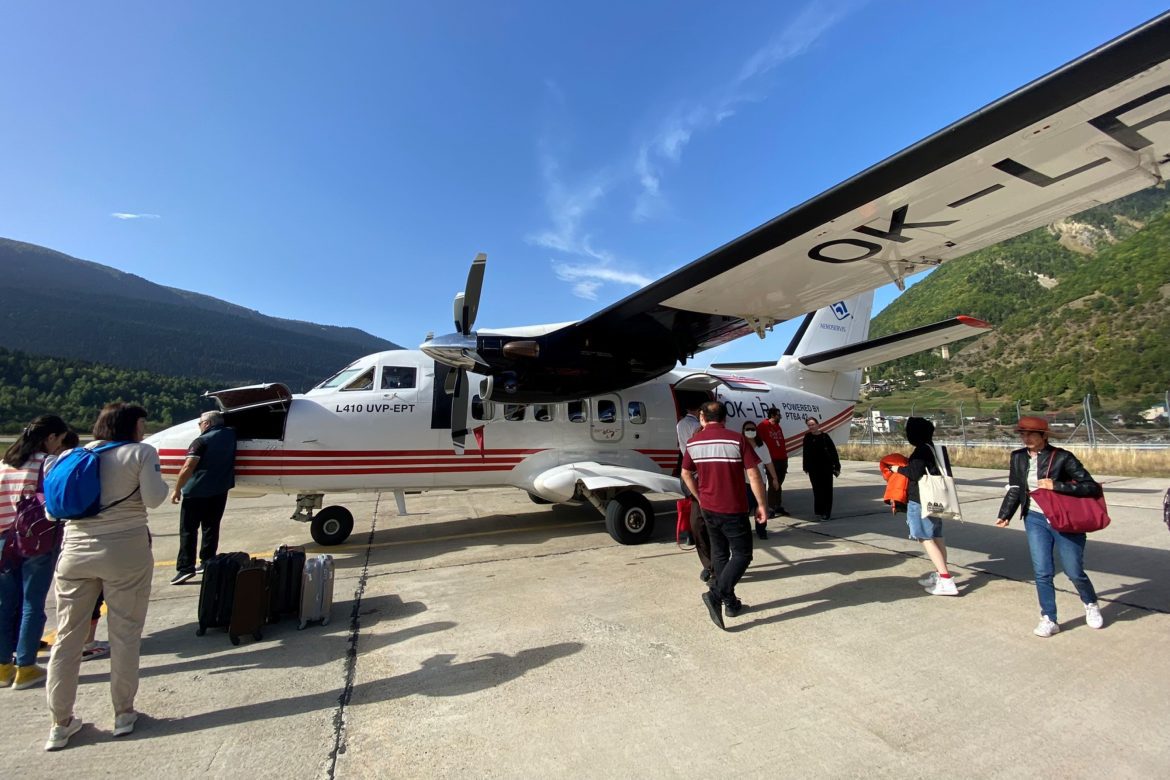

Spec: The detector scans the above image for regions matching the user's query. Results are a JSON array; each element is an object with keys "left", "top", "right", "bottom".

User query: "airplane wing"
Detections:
[
  {"left": 531, "top": 462, "right": 683, "bottom": 503},
  {"left": 423, "top": 12, "right": 1170, "bottom": 403},
  {"left": 798, "top": 316, "right": 992, "bottom": 373}
]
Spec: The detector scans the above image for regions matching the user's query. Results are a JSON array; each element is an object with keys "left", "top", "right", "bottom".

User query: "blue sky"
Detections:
[{"left": 1, "top": 2, "right": 1165, "bottom": 371}]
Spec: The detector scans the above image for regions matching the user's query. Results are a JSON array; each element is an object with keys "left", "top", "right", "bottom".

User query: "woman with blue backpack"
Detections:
[
  {"left": 0, "top": 415, "right": 71, "bottom": 692},
  {"left": 43, "top": 403, "right": 169, "bottom": 751}
]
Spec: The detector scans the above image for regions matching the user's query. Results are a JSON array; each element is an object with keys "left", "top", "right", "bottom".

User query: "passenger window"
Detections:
[
  {"left": 342, "top": 367, "right": 375, "bottom": 392},
  {"left": 567, "top": 401, "right": 587, "bottom": 423},
  {"left": 597, "top": 400, "right": 617, "bottom": 424},
  {"left": 533, "top": 404, "right": 553, "bottom": 422},
  {"left": 472, "top": 394, "right": 494, "bottom": 421},
  {"left": 381, "top": 366, "right": 417, "bottom": 390},
  {"left": 504, "top": 404, "right": 526, "bottom": 422},
  {"left": 627, "top": 401, "right": 646, "bottom": 425}
]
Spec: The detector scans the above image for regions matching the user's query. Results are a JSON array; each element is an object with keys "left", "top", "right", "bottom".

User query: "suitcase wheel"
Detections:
[
  {"left": 196, "top": 626, "right": 206, "bottom": 637},
  {"left": 298, "top": 620, "right": 307, "bottom": 630},
  {"left": 229, "top": 633, "right": 240, "bottom": 646},
  {"left": 252, "top": 630, "right": 263, "bottom": 641},
  {"left": 321, "top": 617, "right": 330, "bottom": 627}
]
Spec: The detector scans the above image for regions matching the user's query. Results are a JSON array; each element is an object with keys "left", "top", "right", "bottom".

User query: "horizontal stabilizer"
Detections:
[{"left": 798, "top": 316, "right": 991, "bottom": 372}]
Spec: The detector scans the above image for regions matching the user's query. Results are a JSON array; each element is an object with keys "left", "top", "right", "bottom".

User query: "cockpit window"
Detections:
[
  {"left": 316, "top": 365, "right": 365, "bottom": 389},
  {"left": 341, "top": 367, "right": 375, "bottom": 392},
  {"left": 381, "top": 366, "right": 417, "bottom": 390}
]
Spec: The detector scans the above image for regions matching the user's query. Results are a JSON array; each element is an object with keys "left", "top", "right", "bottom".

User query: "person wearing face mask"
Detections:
[{"left": 741, "top": 422, "right": 779, "bottom": 540}]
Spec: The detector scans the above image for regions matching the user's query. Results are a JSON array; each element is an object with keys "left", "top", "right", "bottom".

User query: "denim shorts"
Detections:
[{"left": 906, "top": 501, "right": 943, "bottom": 540}]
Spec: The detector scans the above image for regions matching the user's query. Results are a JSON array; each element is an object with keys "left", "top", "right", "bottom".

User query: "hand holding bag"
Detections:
[
  {"left": 919, "top": 444, "right": 962, "bottom": 521},
  {"left": 1029, "top": 450, "right": 1110, "bottom": 533}
]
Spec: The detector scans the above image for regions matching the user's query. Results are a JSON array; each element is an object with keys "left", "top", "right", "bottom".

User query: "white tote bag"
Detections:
[{"left": 919, "top": 444, "right": 962, "bottom": 521}]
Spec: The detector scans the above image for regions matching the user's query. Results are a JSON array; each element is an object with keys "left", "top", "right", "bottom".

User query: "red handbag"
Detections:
[{"left": 1029, "top": 451, "right": 1111, "bottom": 533}]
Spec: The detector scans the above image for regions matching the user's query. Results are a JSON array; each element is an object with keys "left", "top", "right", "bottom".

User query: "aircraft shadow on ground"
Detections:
[
  {"left": 323, "top": 500, "right": 680, "bottom": 570},
  {"left": 116, "top": 594, "right": 438, "bottom": 683},
  {"left": 780, "top": 484, "right": 1169, "bottom": 618},
  {"left": 128, "top": 641, "right": 583, "bottom": 739}
]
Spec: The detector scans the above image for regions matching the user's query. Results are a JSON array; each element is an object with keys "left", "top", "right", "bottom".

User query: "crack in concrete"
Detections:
[{"left": 326, "top": 496, "right": 379, "bottom": 779}]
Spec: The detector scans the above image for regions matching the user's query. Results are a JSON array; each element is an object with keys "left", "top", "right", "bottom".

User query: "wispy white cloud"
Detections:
[
  {"left": 110, "top": 212, "right": 160, "bottom": 220},
  {"left": 634, "top": 0, "right": 859, "bottom": 220},
  {"left": 531, "top": 1, "right": 861, "bottom": 298},
  {"left": 552, "top": 262, "right": 654, "bottom": 301}
]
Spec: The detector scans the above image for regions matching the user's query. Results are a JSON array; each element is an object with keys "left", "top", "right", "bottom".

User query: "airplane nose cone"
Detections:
[{"left": 420, "top": 332, "right": 479, "bottom": 370}]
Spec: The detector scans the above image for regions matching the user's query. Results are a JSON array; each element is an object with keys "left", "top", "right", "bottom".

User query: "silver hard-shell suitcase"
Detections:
[{"left": 298, "top": 553, "right": 335, "bottom": 629}]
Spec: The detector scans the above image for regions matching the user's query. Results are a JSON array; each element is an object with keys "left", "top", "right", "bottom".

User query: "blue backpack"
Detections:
[{"left": 44, "top": 442, "right": 135, "bottom": 520}]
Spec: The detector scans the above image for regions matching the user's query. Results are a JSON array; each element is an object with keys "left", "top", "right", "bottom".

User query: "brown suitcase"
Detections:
[{"left": 228, "top": 558, "right": 270, "bottom": 646}]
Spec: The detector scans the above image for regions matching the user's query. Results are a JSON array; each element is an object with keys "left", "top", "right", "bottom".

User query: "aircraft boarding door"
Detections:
[{"left": 590, "top": 394, "right": 624, "bottom": 443}]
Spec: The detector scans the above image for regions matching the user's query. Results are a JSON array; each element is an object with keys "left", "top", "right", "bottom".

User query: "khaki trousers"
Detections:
[{"left": 47, "top": 527, "right": 153, "bottom": 723}]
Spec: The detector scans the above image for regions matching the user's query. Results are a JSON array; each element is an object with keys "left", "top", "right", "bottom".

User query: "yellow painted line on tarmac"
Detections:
[{"left": 152, "top": 519, "right": 599, "bottom": 569}]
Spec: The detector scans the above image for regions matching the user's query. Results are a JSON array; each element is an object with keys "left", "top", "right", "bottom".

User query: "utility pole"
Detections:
[
  {"left": 1084, "top": 394, "right": 1096, "bottom": 448},
  {"left": 958, "top": 402, "right": 967, "bottom": 446},
  {"left": 1015, "top": 399, "right": 1022, "bottom": 424}
]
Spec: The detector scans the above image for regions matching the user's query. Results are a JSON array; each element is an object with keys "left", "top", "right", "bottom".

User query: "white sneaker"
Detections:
[
  {"left": 1084, "top": 602, "right": 1105, "bottom": 629},
  {"left": 45, "top": 717, "right": 83, "bottom": 751},
  {"left": 113, "top": 711, "right": 138, "bottom": 737},
  {"left": 924, "top": 576, "right": 958, "bottom": 596},
  {"left": 918, "top": 572, "right": 939, "bottom": 587},
  {"left": 1034, "top": 615, "right": 1061, "bottom": 637}
]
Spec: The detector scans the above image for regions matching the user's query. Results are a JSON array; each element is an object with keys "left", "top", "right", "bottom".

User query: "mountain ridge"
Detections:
[{"left": 0, "top": 237, "right": 401, "bottom": 390}]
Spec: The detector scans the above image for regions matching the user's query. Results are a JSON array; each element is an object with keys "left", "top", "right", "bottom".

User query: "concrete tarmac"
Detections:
[{"left": 4, "top": 461, "right": 1169, "bottom": 778}]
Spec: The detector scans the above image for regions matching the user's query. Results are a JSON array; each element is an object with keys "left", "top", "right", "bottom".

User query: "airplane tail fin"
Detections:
[{"left": 784, "top": 291, "right": 874, "bottom": 359}]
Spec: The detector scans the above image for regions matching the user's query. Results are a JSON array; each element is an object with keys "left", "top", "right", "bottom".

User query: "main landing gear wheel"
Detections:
[
  {"left": 604, "top": 492, "right": 655, "bottom": 545},
  {"left": 528, "top": 492, "right": 552, "bottom": 505},
  {"left": 311, "top": 506, "right": 354, "bottom": 546}
]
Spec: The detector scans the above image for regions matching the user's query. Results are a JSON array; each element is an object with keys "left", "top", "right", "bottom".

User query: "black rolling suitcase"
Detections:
[
  {"left": 269, "top": 545, "right": 306, "bottom": 623},
  {"left": 229, "top": 558, "right": 271, "bottom": 646},
  {"left": 196, "top": 552, "right": 249, "bottom": 636}
]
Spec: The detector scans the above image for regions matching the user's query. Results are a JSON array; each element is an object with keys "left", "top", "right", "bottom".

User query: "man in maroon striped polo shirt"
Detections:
[{"left": 682, "top": 401, "right": 767, "bottom": 630}]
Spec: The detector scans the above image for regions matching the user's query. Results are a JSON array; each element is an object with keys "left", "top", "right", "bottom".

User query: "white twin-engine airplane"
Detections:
[{"left": 146, "top": 13, "right": 1170, "bottom": 547}]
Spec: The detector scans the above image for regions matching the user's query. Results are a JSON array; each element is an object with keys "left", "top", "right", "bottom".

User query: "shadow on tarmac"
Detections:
[
  {"left": 122, "top": 641, "right": 584, "bottom": 739},
  {"left": 780, "top": 484, "right": 1169, "bottom": 616}
]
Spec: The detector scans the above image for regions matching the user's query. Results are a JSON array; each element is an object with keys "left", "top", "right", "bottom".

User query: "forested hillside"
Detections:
[
  {"left": 0, "top": 347, "right": 211, "bottom": 433},
  {"left": 868, "top": 186, "right": 1170, "bottom": 411},
  {"left": 0, "top": 238, "right": 400, "bottom": 389}
]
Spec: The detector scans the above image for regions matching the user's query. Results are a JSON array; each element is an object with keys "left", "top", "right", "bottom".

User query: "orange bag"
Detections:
[{"left": 879, "top": 454, "right": 909, "bottom": 512}]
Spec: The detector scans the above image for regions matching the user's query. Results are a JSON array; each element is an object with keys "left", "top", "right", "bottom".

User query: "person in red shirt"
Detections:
[
  {"left": 756, "top": 407, "right": 789, "bottom": 517},
  {"left": 681, "top": 401, "right": 767, "bottom": 630}
]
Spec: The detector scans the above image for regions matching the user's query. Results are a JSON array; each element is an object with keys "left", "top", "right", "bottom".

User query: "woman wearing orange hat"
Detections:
[{"left": 995, "top": 416, "right": 1105, "bottom": 637}]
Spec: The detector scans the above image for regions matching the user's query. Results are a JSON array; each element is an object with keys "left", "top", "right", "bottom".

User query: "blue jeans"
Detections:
[
  {"left": 906, "top": 501, "right": 943, "bottom": 540},
  {"left": 1024, "top": 510, "right": 1097, "bottom": 620},
  {"left": 0, "top": 546, "right": 57, "bottom": 667}
]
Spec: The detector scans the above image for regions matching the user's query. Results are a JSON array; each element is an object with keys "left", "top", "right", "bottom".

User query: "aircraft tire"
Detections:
[
  {"left": 311, "top": 506, "right": 354, "bottom": 546},
  {"left": 604, "top": 492, "right": 655, "bottom": 545},
  {"left": 528, "top": 492, "right": 553, "bottom": 505}
]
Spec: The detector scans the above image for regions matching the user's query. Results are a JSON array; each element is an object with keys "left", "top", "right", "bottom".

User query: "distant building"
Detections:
[{"left": 1140, "top": 404, "right": 1168, "bottom": 422}]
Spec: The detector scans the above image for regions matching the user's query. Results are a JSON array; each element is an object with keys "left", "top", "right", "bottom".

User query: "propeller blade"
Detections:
[
  {"left": 457, "top": 253, "right": 486, "bottom": 335},
  {"left": 443, "top": 367, "right": 460, "bottom": 396},
  {"left": 450, "top": 369, "right": 469, "bottom": 453}
]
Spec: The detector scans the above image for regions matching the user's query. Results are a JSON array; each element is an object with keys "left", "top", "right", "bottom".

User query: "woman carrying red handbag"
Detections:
[{"left": 995, "top": 416, "right": 1105, "bottom": 637}]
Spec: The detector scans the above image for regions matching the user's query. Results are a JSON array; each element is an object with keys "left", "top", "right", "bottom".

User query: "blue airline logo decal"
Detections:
[{"left": 831, "top": 301, "right": 850, "bottom": 320}]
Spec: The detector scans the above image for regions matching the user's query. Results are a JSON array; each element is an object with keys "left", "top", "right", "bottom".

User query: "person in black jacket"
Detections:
[
  {"left": 801, "top": 416, "right": 840, "bottom": 521},
  {"left": 995, "top": 416, "right": 1105, "bottom": 637},
  {"left": 889, "top": 417, "right": 958, "bottom": 596}
]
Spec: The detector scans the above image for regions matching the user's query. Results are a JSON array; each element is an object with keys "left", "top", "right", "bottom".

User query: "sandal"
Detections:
[{"left": 81, "top": 642, "right": 110, "bottom": 662}]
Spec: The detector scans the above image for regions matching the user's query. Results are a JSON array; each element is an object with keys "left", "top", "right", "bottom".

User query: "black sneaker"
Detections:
[
  {"left": 170, "top": 571, "right": 195, "bottom": 586},
  {"left": 724, "top": 600, "right": 746, "bottom": 618},
  {"left": 777, "top": 507, "right": 790, "bottom": 517},
  {"left": 701, "top": 591, "right": 725, "bottom": 630}
]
